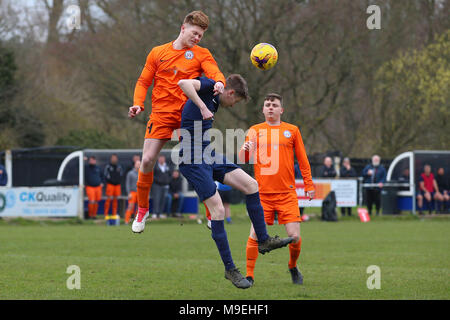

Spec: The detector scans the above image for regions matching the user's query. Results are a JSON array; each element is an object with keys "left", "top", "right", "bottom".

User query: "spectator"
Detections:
[
  {"left": 362, "top": 155, "right": 386, "bottom": 215},
  {"left": 398, "top": 168, "right": 410, "bottom": 191},
  {"left": 294, "top": 163, "right": 305, "bottom": 216},
  {"left": 126, "top": 154, "right": 141, "bottom": 174},
  {"left": 319, "top": 156, "right": 337, "bottom": 178},
  {"left": 166, "top": 169, "right": 184, "bottom": 217},
  {"left": 125, "top": 159, "right": 140, "bottom": 224},
  {"left": 0, "top": 163, "right": 7, "bottom": 186},
  {"left": 217, "top": 181, "right": 233, "bottom": 224},
  {"left": 103, "top": 154, "right": 124, "bottom": 218},
  {"left": 417, "top": 164, "right": 440, "bottom": 214},
  {"left": 339, "top": 157, "right": 357, "bottom": 216},
  {"left": 435, "top": 167, "right": 449, "bottom": 213},
  {"left": 151, "top": 155, "right": 171, "bottom": 219},
  {"left": 84, "top": 156, "right": 103, "bottom": 219}
]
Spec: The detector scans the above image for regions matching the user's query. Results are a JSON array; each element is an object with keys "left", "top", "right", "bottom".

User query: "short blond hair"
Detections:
[{"left": 183, "top": 11, "right": 209, "bottom": 30}]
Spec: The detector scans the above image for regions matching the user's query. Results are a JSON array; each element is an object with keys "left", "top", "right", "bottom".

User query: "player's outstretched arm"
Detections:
[{"left": 178, "top": 79, "right": 214, "bottom": 120}]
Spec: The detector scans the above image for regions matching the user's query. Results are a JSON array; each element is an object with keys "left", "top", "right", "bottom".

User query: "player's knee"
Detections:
[
  {"left": 141, "top": 153, "right": 157, "bottom": 169},
  {"left": 287, "top": 232, "right": 300, "bottom": 243},
  {"left": 245, "top": 178, "right": 259, "bottom": 194}
]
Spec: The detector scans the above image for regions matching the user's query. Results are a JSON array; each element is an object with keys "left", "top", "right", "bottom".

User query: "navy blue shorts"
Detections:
[{"left": 179, "top": 157, "right": 239, "bottom": 202}]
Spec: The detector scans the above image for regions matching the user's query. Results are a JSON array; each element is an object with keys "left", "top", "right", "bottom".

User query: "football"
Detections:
[{"left": 250, "top": 43, "right": 278, "bottom": 70}]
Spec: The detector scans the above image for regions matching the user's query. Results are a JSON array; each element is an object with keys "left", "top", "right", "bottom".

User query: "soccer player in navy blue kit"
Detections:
[{"left": 177, "top": 74, "right": 294, "bottom": 289}]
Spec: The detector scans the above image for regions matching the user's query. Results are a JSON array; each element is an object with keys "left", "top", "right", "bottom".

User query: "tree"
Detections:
[{"left": 374, "top": 29, "right": 450, "bottom": 156}]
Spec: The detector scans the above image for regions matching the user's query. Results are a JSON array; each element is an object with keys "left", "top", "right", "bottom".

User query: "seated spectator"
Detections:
[
  {"left": 0, "top": 163, "right": 7, "bottom": 186},
  {"left": 166, "top": 169, "right": 184, "bottom": 217},
  {"left": 339, "top": 157, "right": 357, "bottom": 216},
  {"left": 319, "top": 156, "right": 336, "bottom": 178},
  {"left": 435, "top": 167, "right": 449, "bottom": 213},
  {"left": 417, "top": 164, "right": 440, "bottom": 214},
  {"left": 362, "top": 155, "right": 386, "bottom": 215}
]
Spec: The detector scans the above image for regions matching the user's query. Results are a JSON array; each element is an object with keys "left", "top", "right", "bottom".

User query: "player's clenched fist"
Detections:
[
  {"left": 128, "top": 105, "right": 143, "bottom": 118},
  {"left": 213, "top": 81, "right": 224, "bottom": 96}
]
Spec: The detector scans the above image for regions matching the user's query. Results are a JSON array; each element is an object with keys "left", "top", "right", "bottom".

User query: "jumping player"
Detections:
[
  {"left": 129, "top": 11, "right": 226, "bottom": 233},
  {"left": 176, "top": 75, "right": 294, "bottom": 289},
  {"left": 238, "top": 93, "right": 315, "bottom": 286}
]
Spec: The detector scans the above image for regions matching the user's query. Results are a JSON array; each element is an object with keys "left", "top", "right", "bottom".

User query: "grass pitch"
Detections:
[{"left": 0, "top": 208, "right": 448, "bottom": 300}]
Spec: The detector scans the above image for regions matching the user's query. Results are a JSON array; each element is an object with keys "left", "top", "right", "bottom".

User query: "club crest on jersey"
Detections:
[
  {"left": 185, "top": 50, "right": 194, "bottom": 60},
  {"left": 283, "top": 130, "right": 292, "bottom": 138}
]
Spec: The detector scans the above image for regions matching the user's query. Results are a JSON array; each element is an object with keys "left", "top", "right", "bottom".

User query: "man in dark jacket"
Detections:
[
  {"left": 103, "top": 154, "right": 124, "bottom": 218},
  {"left": 319, "top": 156, "right": 337, "bottom": 178},
  {"left": 85, "top": 156, "right": 103, "bottom": 219},
  {"left": 362, "top": 155, "right": 386, "bottom": 215},
  {"left": 166, "top": 169, "right": 184, "bottom": 217},
  {"left": 339, "top": 157, "right": 357, "bottom": 216},
  {"left": 0, "top": 163, "right": 7, "bottom": 186},
  {"left": 151, "top": 155, "right": 171, "bottom": 218}
]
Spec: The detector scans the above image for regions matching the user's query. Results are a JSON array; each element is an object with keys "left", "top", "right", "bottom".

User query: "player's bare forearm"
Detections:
[{"left": 178, "top": 79, "right": 213, "bottom": 119}]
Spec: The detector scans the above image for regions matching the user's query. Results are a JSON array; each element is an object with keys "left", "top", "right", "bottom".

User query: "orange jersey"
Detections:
[
  {"left": 239, "top": 121, "right": 314, "bottom": 193},
  {"left": 133, "top": 41, "right": 226, "bottom": 115}
]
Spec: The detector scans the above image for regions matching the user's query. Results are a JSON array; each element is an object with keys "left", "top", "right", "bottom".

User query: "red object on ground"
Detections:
[{"left": 357, "top": 208, "right": 371, "bottom": 222}]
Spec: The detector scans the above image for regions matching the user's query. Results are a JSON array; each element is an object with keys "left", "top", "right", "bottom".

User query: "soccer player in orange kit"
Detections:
[
  {"left": 128, "top": 11, "right": 226, "bottom": 233},
  {"left": 238, "top": 93, "right": 315, "bottom": 286}
]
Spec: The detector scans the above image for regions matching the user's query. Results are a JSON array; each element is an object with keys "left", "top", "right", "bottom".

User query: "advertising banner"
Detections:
[
  {"left": 296, "top": 179, "right": 358, "bottom": 207},
  {"left": 0, "top": 186, "right": 80, "bottom": 217}
]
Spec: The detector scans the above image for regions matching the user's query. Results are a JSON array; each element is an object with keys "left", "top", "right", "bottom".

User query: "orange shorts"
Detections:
[
  {"left": 128, "top": 191, "right": 138, "bottom": 204},
  {"left": 86, "top": 185, "right": 102, "bottom": 202},
  {"left": 105, "top": 184, "right": 121, "bottom": 197},
  {"left": 145, "top": 112, "right": 181, "bottom": 140},
  {"left": 260, "top": 192, "right": 302, "bottom": 225}
]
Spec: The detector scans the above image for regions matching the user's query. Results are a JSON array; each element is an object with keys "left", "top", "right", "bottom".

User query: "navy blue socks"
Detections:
[
  {"left": 245, "top": 192, "right": 269, "bottom": 243},
  {"left": 211, "top": 220, "right": 236, "bottom": 270}
]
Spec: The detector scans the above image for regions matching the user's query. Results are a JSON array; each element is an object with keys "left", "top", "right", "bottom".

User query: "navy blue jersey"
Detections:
[{"left": 179, "top": 77, "right": 220, "bottom": 164}]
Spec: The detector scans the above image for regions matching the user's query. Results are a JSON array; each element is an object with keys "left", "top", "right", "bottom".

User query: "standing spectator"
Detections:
[
  {"left": 362, "top": 155, "right": 386, "bottom": 215},
  {"left": 294, "top": 163, "right": 305, "bottom": 216},
  {"left": 151, "top": 155, "right": 171, "bottom": 219},
  {"left": 0, "top": 163, "right": 7, "bottom": 186},
  {"left": 126, "top": 154, "right": 141, "bottom": 175},
  {"left": 417, "top": 164, "right": 440, "bottom": 214},
  {"left": 103, "top": 154, "right": 124, "bottom": 218},
  {"left": 166, "top": 169, "right": 184, "bottom": 217},
  {"left": 125, "top": 160, "right": 140, "bottom": 224},
  {"left": 435, "top": 167, "right": 449, "bottom": 213},
  {"left": 339, "top": 157, "right": 357, "bottom": 216},
  {"left": 319, "top": 156, "right": 337, "bottom": 178},
  {"left": 217, "top": 181, "right": 233, "bottom": 224},
  {"left": 84, "top": 156, "right": 103, "bottom": 219}
]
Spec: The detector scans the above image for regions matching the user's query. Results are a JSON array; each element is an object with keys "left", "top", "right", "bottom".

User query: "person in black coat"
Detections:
[
  {"left": 339, "top": 157, "right": 357, "bottom": 216},
  {"left": 151, "top": 155, "right": 172, "bottom": 218},
  {"left": 319, "top": 156, "right": 337, "bottom": 178}
]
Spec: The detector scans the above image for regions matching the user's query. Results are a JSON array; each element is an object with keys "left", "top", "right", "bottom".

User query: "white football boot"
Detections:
[{"left": 132, "top": 211, "right": 149, "bottom": 233}]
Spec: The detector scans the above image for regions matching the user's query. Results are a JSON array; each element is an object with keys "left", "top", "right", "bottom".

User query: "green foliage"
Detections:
[
  {"left": 56, "top": 129, "right": 126, "bottom": 149},
  {"left": 374, "top": 30, "right": 450, "bottom": 155}
]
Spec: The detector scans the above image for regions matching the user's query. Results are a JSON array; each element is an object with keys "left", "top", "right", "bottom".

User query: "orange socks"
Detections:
[
  {"left": 246, "top": 236, "right": 303, "bottom": 279},
  {"left": 246, "top": 237, "right": 259, "bottom": 279},
  {"left": 288, "top": 237, "right": 302, "bottom": 269},
  {"left": 137, "top": 170, "right": 153, "bottom": 209},
  {"left": 104, "top": 199, "right": 110, "bottom": 216}
]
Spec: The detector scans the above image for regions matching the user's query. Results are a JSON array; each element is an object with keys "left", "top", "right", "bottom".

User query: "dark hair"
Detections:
[
  {"left": 264, "top": 93, "right": 283, "bottom": 106},
  {"left": 225, "top": 74, "right": 249, "bottom": 101},
  {"left": 184, "top": 11, "right": 209, "bottom": 30}
]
